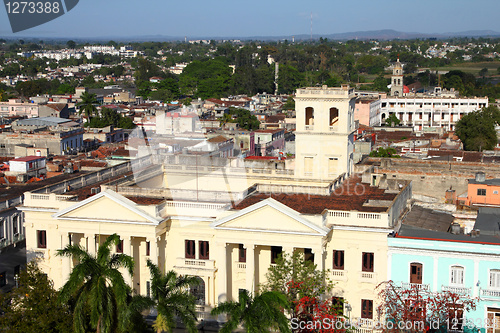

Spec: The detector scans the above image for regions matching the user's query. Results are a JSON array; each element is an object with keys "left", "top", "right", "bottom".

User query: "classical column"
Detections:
[
  {"left": 216, "top": 242, "right": 227, "bottom": 304},
  {"left": 245, "top": 244, "right": 255, "bottom": 294},
  {"left": 61, "top": 232, "right": 71, "bottom": 283},
  {"left": 148, "top": 237, "right": 158, "bottom": 265},
  {"left": 313, "top": 247, "right": 324, "bottom": 271},
  {"left": 85, "top": 233, "right": 96, "bottom": 254},
  {"left": 122, "top": 236, "right": 133, "bottom": 287}
]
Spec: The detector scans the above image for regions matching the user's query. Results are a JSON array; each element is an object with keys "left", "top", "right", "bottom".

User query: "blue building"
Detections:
[{"left": 389, "top": 206, "right": 500, "bottom": 333}]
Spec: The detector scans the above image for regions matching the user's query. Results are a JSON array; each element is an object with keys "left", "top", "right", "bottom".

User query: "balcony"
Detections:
[
  {"left": 235, "top": 262, "right": 246, "bottom": 272},
  {"left": 442, "top": 285, "right": 471, "bottom": 295},
  {"left": 480, "top": 289, "right": 500, "bottom": 298},
  {"left": 359, "top": 271, "right": 377, "bottom": 282},
  {"left": 332, "top": 269, "right": 348, "bottom": 281},
  {"left": 174, "top": 258, "right": 216, "bottom": 272},
  {"left": 401, "top": 282, "right": 430, "bottom": 292}
]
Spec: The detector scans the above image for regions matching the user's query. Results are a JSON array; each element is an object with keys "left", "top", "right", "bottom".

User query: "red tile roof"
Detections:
[
  {"left": 233, "top": 175, "right": 397, "bottom": 214},
  {"left": 10, "top": 156, "right": 45, "bottom": 162}
]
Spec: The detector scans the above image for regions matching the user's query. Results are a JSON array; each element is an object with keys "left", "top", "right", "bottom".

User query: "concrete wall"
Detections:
[{"left": 368, "top": 158, "right": 500, "bottom": 200}]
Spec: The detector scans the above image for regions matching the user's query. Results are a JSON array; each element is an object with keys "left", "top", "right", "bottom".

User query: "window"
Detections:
[
  {"left": 271, "top": 246, "right": 282, "bottom": 264},
  {"left": 333, "top": 250, "right": 344, "bottom": 270},
  {"left": 185, "top": 240, "right": 195, "bottom": 259},
  {"left": 448, "top": 304, "right": 464, "bottom": 331},
  {"left": 116, "top": 240, "right": 123, "bottom": 253},
  {"left": 490, "top": 270, "right": 500, "bottom": 289},
  {"left": 362, "top": 252, "right": 374, "bottom": 272},
  {"left": 0, "top": 220, "right": 4, "bottom": 239},
  {"left": 305, "top": 107, "right": 314, "bottom": 126},
  {"left": 37, "top": 230, "right": 46, "bottom": 249},
  {"left": 361, "top": 299, "right": 373, "bottom": 319},
  {"left": 450, "top": 266, "right": 464, "bottom": 285},
  {"left": 494, "top": 190, "right": 499, "bottom": 195},
  {"left": 478, "top": 188, "right": 487, "bottom": 196},
  {"left": 410, "top": 263, "right": 423, "bottom": 284},
  {"left": 146, "top": 241, "right": 150, "bottom": 256},
  {"left": 12, "top": 216, "right": 18, "bottom": 235},
  {"left": 304, "top": 248, "right": 314, "bottom": 263},
  {"left": 238, "top": 244, "right": 246, "bottom": 263},
  {"left": 332, "top": 297, "right": 344, "bottom": 315},
  {"left": 199, "top": 241, "right": 209, "bottom": 260}
]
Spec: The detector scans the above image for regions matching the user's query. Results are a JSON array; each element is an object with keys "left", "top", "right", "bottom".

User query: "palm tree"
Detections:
[
  {"left": 77, "top": 91, "right": 98, "bottom": 120},
  {"left": 57, "top": 234, "right": 134, "bottom": 333},
  {"left": 211, "top": 289, "right": 290, "bottom": 333},
  {"left": 146, "top": 259, "right": 200, "bottom": 333}
]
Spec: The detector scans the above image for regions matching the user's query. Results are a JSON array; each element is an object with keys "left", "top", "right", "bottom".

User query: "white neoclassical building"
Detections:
[{"left": 21, "top": 86, "right": 412, "bottom": 327}]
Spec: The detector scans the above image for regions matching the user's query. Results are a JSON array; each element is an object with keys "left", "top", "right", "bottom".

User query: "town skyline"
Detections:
[{"left": 1, "top": 0, "right": 499, "bottom": 39}]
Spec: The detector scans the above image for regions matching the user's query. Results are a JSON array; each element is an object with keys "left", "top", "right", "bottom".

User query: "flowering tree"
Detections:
[
  {"left": 289, "top": 280, "right": 346, "bottom": 333},
  {"left": 376, "top": 281, "right": 478, "bottom": 333}
]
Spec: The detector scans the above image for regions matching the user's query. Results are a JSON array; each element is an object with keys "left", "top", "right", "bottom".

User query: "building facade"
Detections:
[
  {"left": 377, "top": 96, "right": 488, "bottom": 131},
  {"left": 294, "top": 85, "right": 355, "bottom": 180}
]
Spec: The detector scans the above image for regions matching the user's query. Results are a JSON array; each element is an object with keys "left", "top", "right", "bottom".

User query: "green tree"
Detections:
[
  {"left": 455, "top": 105, "right": 500, "bottom": 151},
  {"left": 77, "top": 91, "right": 98, "bottom": 120},
  {"left": 57, "top": 234, "right": 135, "bottom": 333},
  {"left": 479, "top": 67, "right": 488, "bottom": 77},
  {"left": 369, "top": 147, "right": 400, "bottom": 158},
  {"left": 0, "top": 260, "right": 72, "bottom": 333},
  {"left": 385, "top": 113, "right": 401, "bottom": 127},
  {"left": 282, "top": 97, "right": 295, "bottom": 110},
  {"left": 146, "top": 260, "right": 200, "bottom": 333},
  {"left": 211, "top": 289, "right": 290, "bottom": 333},
  {"left": 67, "top": 40, "right": 76, "bottom": 49},
  {"left": 261, "top": 251, "right": 334, "bottom": 318}
]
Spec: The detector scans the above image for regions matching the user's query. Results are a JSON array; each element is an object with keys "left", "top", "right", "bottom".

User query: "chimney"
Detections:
[
  {"left": 450, "top": 222, "right": 461, "bottom": 235},
  {"left": 475, "top": 172, "right": 486, "bottom": 183}
]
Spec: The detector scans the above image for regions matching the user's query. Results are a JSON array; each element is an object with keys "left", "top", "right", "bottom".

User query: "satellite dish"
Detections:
[{"left": 6, "top": 0, "right": 80, "bottom": 33}]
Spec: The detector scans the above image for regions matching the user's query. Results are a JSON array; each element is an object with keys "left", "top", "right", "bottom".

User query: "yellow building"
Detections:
[{"left": 21, "top": 86, "right": 412, "bottom": 326}]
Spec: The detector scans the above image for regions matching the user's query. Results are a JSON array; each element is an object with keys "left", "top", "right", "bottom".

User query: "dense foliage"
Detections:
[
  {"left": 0, "top": 260, "right": 73, "bottom": 333},
  {"left": 455, "top": 105, "right": 500, "bottom": 151}
]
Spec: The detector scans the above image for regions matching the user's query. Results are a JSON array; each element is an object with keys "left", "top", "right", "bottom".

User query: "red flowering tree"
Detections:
[
  {"left": 376, "top": 281, "right": 478, "bottom": 333},
  {"left": 289, "top": 280, "right": 346, "bottom": 333}
]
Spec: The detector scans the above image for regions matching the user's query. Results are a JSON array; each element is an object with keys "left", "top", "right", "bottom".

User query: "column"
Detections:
[
  {"left": 473, "top": 259, "right": 479, "bottom": 298},
  {"left": 245, "top": 244, "right": 255, "bottom": 294},
  {"left": 148, "top": 237, "right": 158, "bottom": 265},
  {"left": 61, "top": 232, "right": 71, "bottom": 283},
  {"left": 216, "top": 242, "right": 227, "bottom": 304},
  {"left": 85, "top": 233, "right": 96, "bottom": 254},
  {"left": 123, "top": 236, "right": 133, "bottom": 287},
  {"left": 313, "top": 247, "right": 324, "bottom": 271},
  {"left": 433, "top": 256, "right": 438, "bottom": 292}
]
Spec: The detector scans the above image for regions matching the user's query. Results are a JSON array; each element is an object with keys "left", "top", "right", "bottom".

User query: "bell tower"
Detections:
[
  {"left": 391, "top": 58, "right": 404, "bottom": 97},
  {"left": 294, "top": 85, "right": 355, "bottom": 181}
]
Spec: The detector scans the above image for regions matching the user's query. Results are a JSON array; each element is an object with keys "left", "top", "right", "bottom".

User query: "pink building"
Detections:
[{"left": 0, "top": 99, "right": 39, "bottom": 118}]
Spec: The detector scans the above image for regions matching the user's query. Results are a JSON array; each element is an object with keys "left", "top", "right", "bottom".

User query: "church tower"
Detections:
[
  {"left": 294, "top": 85, "right": 355, "bottom": 180},
  {"left": 391, "top": 58, "right": 404, "bottom": 97}
]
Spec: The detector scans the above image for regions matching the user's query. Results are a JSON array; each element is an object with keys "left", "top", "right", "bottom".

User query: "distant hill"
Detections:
[{"left": 3, "top": 29, "right": 500, "bottom": 42}]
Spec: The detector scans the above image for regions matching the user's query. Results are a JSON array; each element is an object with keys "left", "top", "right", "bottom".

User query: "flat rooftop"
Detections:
[{"left": 233, "top": 175, "right": 398, "bottom": 214}]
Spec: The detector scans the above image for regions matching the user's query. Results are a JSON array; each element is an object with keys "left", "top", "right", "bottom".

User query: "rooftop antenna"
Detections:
[{"left": 310, "top": 12, "right": 313, "bottom": 42}]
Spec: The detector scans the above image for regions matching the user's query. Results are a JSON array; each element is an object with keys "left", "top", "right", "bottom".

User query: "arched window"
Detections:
[
  {"left": 305, "top": 107, "right": 314, "bottom": 126},
  {"left": 329, "top": 107, "right": 339, "bottom": 125},
  {"left": 190, "top": 276, "right": 205, "bottom": 305}
]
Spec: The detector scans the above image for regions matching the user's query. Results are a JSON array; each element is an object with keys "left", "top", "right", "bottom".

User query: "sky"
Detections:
[{"left": 0, "top": 0, "right": 499, "bottom": 39}]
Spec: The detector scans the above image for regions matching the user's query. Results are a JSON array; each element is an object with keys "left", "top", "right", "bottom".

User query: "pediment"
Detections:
[
  {"left": 211, "top": 198, "right": 328, "bottom": 236},
  {"left": 53, "top": 190, "right": 161, "bottom": 224}
]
